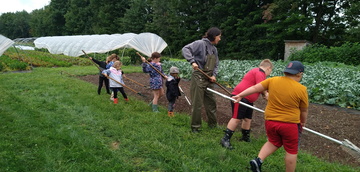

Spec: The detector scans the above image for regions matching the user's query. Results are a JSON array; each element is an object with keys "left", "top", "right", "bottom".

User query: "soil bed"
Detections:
[{"left": 79, "top": 73, "right": 360, "bottom": 167}]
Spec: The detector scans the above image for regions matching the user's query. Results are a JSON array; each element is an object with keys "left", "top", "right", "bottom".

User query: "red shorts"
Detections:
[{"left": 265, "top": 120, "right": 302, "bottom": 154}]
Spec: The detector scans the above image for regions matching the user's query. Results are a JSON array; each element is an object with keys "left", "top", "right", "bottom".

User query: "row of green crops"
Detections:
[
  {"left": 0, "top": 48, "right": 92, "bottom": 71},
  {"left": 0, "top": 54, "right": 30, "bottom": 71},
  {"left": 162, "top": 60, "right": 360, "bottom": 110}
]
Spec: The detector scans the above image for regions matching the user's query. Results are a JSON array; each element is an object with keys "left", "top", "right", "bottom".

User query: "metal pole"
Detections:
[{"left": 206, "top": 87, "right": 345, "bottom": 146}]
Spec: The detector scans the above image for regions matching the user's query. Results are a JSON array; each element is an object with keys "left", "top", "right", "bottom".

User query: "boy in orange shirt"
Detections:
[{"left": 233, "top": 61, "right": 308, "bottom": 172}]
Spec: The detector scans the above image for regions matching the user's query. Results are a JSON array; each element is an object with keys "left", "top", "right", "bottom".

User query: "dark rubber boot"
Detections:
[
  {"left": 152, "top": 104, "right": 159, "bottom": 112},
  {"left": 240, "top": 129, "right": 251, "bottom": 142},
  {"left": 220, "top": 128, "right": 234, "bottom": 149}
]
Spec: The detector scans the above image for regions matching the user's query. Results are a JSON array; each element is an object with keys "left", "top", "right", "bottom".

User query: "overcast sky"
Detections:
[{"left": 0, "top": 0, "right": 50, "bottom": 14}]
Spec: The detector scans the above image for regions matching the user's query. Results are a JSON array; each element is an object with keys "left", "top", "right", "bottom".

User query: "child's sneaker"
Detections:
[
  {"left": 124, "top": 98, "right": 129, "bottom": 101},
  {"left": 168, "top": 111, "right": 174, "bottom": 117},
  {"left": 250, "top": 157, "right": 263, "bottom": 172},
  {"left": 110, "top": 92, "right": 114, "bottom": 101}
]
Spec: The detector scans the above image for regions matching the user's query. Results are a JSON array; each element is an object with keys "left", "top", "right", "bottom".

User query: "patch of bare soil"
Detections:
[{"left": 79, "top": 73, "right": 360, "bottom": 167}]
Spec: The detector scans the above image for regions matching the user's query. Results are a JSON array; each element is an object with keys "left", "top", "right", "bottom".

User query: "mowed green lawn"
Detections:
[{"left": 0, "top": 66, "right": 358, "bottom": 172}]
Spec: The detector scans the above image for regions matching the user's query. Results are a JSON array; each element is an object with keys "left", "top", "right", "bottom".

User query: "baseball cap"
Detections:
[
  {"left": 283, "top": 61, "right": 304, "bottom": 74},
  {"left": 170, "top": 66, "right": 179, "bottom": 73}
]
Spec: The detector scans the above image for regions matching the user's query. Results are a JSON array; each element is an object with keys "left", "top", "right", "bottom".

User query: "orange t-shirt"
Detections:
[{"left": 260, "top": 76, "right": 308, "bottom": 123}]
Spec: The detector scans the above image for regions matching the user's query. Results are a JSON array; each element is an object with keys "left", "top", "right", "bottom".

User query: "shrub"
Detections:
[
  {"left": 161, "top": 56, "right": 170, "bottom": 62},
  {"left": 121, "top": 56, "right": 131, "bottom": 66},
  {"left": 289, "top": 42, "right": 360, "bottom": 65},
  {"left": 0, "top": 55, "right": 29, "bottom": 71}
]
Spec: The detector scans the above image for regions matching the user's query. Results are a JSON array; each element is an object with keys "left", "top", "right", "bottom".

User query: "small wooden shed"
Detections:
[{"left": 284, "top": 40, "right": 311, "bottom": 61}]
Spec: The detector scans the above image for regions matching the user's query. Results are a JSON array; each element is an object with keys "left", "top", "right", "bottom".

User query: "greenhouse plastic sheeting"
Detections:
[
  {"left": 34, "top": 33, "right": 168, "bottom": 57},
  {"left": 0, "top": 35, "right": 14, "bottom": 56}
]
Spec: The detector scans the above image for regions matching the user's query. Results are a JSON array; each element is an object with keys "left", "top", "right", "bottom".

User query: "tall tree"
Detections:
[
  {"left": 0, "top": 11, "right": 31, "bottom": 39},
  {"left": 30, "top": 8, "right": 51, "bottom": 37},
  {"left": 90, "top": 0, "right": 130, "bottom": 34},
  {"left": 145, "top": 0, "right": 183, "bottom": 56},
  {"left": 207, "top": 0, "right": 267, "bottom": 59},
  {"left": 64, "top": 0, "right": 93, "bottom": 34},
  {"left": 341, "top": 0, "right": 360, "bottom": 43},
  {"left": 257, "top": 0, "right": 313, "bottom": 60},
  {"left": 148, "top": 0, "right": 220, "bottom": 56},
  {"left": 47, "top": 0, "right": 70, "bottom": 35},
  {"left": 211, "top": 0, "right": 275, "bottom": 59},
  {"left": 121, "top": 0, "right": 150, "bottom": 33},
  {"left": 304, "top": 0, "right": 347, "bottom": 45}
]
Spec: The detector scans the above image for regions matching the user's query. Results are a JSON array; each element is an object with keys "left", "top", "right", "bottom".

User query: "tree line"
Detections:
[{"left": 0, "top": 0, "right": 359, "bottom": 60}]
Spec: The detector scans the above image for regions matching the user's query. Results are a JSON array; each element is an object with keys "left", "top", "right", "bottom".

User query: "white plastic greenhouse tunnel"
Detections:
[
  {"left": 33, "top": 32, "right": 168, "bottom": 57},
  {"left": 0, "top": 35, "right": 15, "bottom": 56}
]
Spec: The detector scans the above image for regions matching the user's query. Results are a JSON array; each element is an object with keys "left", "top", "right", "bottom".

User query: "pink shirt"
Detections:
[{"left": 232, "top": 68, "right": 266, "bottom": 103}]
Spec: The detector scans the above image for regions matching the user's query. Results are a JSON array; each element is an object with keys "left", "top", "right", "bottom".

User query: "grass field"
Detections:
[{"left": 0, "top": 66, "right": 359, "bottom": 171}]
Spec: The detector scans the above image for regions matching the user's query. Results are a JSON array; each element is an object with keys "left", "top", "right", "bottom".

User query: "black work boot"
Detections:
[
  {"left": 220, "top": 128, "right": 234, "bottom": 149},
  {"left": 240, "top": 129, "right": 251, "bottom": 142}
]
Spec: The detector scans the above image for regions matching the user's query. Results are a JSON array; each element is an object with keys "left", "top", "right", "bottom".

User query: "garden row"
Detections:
[
  {"left": 0, "top": 48, "right": 92, "bottom": 71},
  {"left": 162, "top": 60, "right": 360, "bottom": 110}
]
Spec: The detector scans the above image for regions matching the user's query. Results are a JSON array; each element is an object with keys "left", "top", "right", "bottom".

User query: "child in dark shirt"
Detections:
[
  {"left": 89, "top": 57, "right": 111, "bottom": 95},
  {"left": 165, "top": 66, "right": 181, "bottom": 117},
  {"left": 102, "top": 61, "right": 128, "bottom": 104}
]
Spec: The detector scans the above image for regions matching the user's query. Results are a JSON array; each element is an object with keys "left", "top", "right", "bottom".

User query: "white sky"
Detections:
[{"left": 0, "top": 0, "right": 50, "bottom": 14}]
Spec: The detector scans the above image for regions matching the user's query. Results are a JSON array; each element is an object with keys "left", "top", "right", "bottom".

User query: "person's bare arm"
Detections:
[
  {"left": 232, "top": 83, "right": 265, "bottom": 103},
  {"left": 300, "top": 107, "right": 308, "bottom": 127}
]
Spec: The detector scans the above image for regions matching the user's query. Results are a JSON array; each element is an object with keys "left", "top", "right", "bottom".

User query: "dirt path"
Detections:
[{"left": 79, "top": 73, "right": 360, "bottom": 167}]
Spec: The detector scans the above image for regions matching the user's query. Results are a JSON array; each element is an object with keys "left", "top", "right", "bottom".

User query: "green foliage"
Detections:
[
  {"left": 0, "top": 49, "right": 93, "bottom": 72},
  {"left": 160, "top": 56, "right": 170, "bottom": 62},
  {"left": 64, "top": 0, "right": 92, "bottom": 35},
  {"left": 119, "top": 48, "right": 143, "bottom": 65},
  {"left": 0, "top": 66, "right": 358, "bottom": 171},
  {"left": 301, "top": 62, "right": 360, "bottom": 109},
  {"left": 0, "top": 11, "right": 31, "bottom": 39},
  {"left": 162, "top": 60, "right": 191, "bottom": 79},
  {"left": 289, "top": 42, "right": 360, "bottom": 65},
  {"left": 120, "top": 0, "right": 149, "bottom": 33},
  {"left": 121, "top": 56, "right": 131, "bottom": 66},
  {"left": 0, "top": 55, "right": 30, "bottom": 71},
  {"left": 2, "top": 0, "right": 360, "bottom": 60}
]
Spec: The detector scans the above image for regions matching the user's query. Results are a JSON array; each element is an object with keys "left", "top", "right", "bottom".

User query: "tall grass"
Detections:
[{"left": 0, "top": 66, "right": 358, "bottom": 171}]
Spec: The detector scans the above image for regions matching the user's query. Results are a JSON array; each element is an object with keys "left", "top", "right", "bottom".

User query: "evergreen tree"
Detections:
[
  {"left": 64, "top": 0, "right": 92, "bottom": 34},
  {"left": 90, "top": 0, "right": 130, "bottom": 34},
  {"left": 0, "top": 11, "right": 31, "bottom": 39},
  {"left": 121, "top": 0, "right": 150, "bottom": 33}
]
